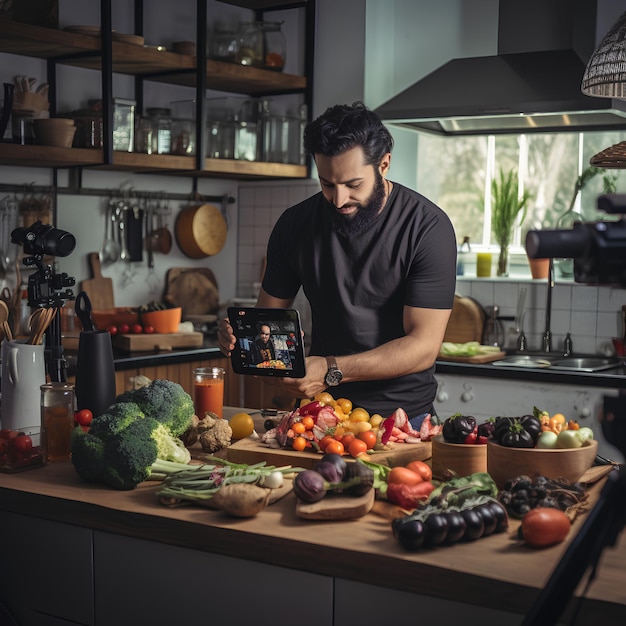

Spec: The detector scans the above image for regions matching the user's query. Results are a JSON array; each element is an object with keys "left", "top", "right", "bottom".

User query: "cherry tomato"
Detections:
[
  {"left": 405, "top": 460, "right": 432, "bottom": 482},
  {"left": 143, "top": 325, "right": 155, "bottom": 334},
  {"left": 292, "top": 422, "right": 306, "bottom": 435},
  {"left": 107, "top": 325, "right": 118, "bottom": 336},
  {"left": 0, "top": 429, "right": 18, "bottom": 440},
  {"left": 10, "top": 434, "right": 32, "bottom": 454},
  {"left": 358, "top": 430, "right": 378, "bottom": 450},
  {"left": 388, "top": 466, "right": 424, "bottom": 486},
  {"left": 520, "top": 508, "right": 571, "bottom": 548},
  {"left": 318, "top": 435, "right": 335, "bottom": 451},
  {"left": 291, "top": 436, "right": 307, "bottom": 452},
  {"left": 132, "top": 323, "right": 143, "bottom": 334},
  {"left": 301, "top": 416, "right": 315, "bottom": 430},
  {"left": 324, "top": 440, "right": 345, "bottom": 456},
  {"left": 340, "top": 432, "right": 355, "bottom": 447},
  {"left": 347, "top": 438, "right": 368, "bottom": 458},
  {"left": 75, "top": 408, "right": 94, "bottom": 427},
  {"left": 119, "top": 323, "right": 130, "bottom": 334}
]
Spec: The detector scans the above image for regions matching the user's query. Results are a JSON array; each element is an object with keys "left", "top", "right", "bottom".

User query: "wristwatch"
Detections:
[{"left": 324, "top": 356, "right": 343, "bottom": 387}]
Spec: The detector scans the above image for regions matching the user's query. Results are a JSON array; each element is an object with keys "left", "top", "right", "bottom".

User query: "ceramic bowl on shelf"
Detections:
[
  {"left": 33, "top": 118, "right": 76, "bottom": 147},
  {"left": 140, "top": 307, "right": 182, "bottom": 334},
  {"left": 486, "top": 439, "right": 598, "bottom": 488}
]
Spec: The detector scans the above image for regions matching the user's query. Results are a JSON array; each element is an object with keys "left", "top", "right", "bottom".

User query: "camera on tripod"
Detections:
[{"left": 526, "top": 194, "right": 626, "bottom": 287}]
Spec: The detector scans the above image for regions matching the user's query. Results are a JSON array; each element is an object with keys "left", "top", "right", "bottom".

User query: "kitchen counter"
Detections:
[{"left": 0, "top": 427, "right": 625, "bottom": 624}]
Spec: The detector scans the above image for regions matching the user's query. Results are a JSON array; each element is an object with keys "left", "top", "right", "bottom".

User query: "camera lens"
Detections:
[{"left": 39, "top": 227, "right": 76, "bottom": 257}]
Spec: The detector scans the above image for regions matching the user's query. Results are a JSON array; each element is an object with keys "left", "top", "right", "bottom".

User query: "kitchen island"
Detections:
[{"left": 0, "top": 430, "right": 624, "bottom": 626}]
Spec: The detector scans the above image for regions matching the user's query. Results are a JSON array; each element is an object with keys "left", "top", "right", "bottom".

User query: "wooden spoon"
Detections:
[{"left": 0, "top": 300, "right": 11, "bottom": 341}]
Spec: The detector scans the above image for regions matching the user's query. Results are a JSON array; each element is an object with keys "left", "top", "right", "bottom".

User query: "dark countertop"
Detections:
[{"left": 103, "top": 338, "right": 626, "bottom": 389}]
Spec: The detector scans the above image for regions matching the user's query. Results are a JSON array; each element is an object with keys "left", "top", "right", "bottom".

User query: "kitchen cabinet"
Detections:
[{"left": 0, "top": 0, "right": 312, "bottom": 180}]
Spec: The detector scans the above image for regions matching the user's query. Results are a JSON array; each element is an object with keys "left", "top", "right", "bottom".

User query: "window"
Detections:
[{"left": 416, "top": 130, "right": 626, "bottom": 254}]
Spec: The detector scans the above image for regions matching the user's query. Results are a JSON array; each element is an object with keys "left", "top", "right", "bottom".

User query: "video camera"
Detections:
[
  {"left": 11, "top": 220, "right": 76, "bottom": 382},
  {"left": 526, "top": 194, "right": 626, "bottom": 287}
]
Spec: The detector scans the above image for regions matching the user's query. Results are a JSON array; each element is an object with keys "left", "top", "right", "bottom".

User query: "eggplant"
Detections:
[
  {"left": 314, "top": 456, "right": 346, "bottom": 483},
  {"left": 293, "top": 470, "right": 327, "bottom": 503},
  {"left": 443, "top": 511, "right": 467, "bottom": 544},
  {"left": 342, "top": 461, "right": 374, "bottom": 497},
  {"left": 460, "top": 508, "right": 485, "bottom": 541},
  {"left": 442, "top": 413, "right": 477, "bottom": 443},
  {"left": 422, "top": 514, "right": 448, "bottom": 547},
  {"left": 485, "top": 499, "right": 509, "bottom": 533},
  {"left": 392, "top": 518, "right": 425, "bottom": 551},
  {"left": 474, "top": 502, "right": 497, "bottom": 536}
]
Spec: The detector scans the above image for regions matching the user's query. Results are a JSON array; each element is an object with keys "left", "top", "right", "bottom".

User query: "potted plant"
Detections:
[{"left": 491, "top": 168, "right": 532, "bottom": 277}]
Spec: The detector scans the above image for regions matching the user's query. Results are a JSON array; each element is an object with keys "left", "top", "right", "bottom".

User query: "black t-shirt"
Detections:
[{"left": 262, "top": 182, "right": 457, "bottom": 418}]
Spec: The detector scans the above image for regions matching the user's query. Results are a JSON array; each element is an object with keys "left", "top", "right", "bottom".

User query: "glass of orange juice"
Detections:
[
  {"left": 193, "top": 367, "right": 225, "bottom": 418},
  {"left": 40, "top": 382, "right": 75, "bottom": 462}
]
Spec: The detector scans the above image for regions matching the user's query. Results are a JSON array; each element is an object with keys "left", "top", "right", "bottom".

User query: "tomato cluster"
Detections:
[
  {"left": 0, "top": 429, "right": 45, "bottom": 470},
  {"left": 107, "top": 323, "right": 155, "bottom": 336}
]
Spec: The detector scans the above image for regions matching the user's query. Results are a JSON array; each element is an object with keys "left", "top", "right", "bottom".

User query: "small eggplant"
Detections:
[
  {"left": 342, "top": 461, "right": 374, "bottom": 497},
  {"left": 293, "top": 470, "right": 327, "bottom": 503},
  {"left": 442, "top": 413, "right": 477, "bottom": 443}
]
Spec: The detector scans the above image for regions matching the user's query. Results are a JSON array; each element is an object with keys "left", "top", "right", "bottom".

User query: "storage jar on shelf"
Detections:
[{"left": 259, "top": 21, "right": 286, "bottom": 71}]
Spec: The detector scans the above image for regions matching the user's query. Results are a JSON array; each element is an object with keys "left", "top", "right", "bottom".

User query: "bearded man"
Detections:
[{"left": 220, "top": 102, "right": 456, "bottom": 427}]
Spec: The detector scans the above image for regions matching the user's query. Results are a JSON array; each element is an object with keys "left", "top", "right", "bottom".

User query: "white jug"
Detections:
[{"left": 1, "top": 340, "right": 46, "bottom": 431}]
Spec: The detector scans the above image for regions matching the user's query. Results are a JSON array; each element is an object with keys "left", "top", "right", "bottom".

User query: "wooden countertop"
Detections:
[{"left": 0, "top": 455, "right": 625, "bottom": 621}]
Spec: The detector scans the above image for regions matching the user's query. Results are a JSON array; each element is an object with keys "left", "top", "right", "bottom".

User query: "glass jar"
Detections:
[
  {"left": 236, "top": 22, "right": 263, "bottom": 67},
  {"left": 145, "top": 107, "right": 172, "bottom": 154},
  {"left": 259, "top": 21, "right": 286, "bottom": 71},
  {"left": 171, "top": 118, "right": 195, "bottom": 155},
  {"left": 135, "top": 115, "right": 154, "bottom": 154},
  {"left": 211, "top": 28, "right": 239, "bottom": 63}
]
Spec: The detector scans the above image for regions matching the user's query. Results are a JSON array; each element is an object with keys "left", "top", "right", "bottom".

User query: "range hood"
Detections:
[{"left": 375, "top": 0, "right": 626, "bottom": 136}]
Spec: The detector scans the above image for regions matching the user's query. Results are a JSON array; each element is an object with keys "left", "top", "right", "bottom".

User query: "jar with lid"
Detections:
[
  {"left": 171, "top": 118, "right": 195, "bottom": 155},
  {"left": 259, "top": 21, "right": 286, "bottom": 70},
  {"left": 211, "top": 27, "right": 239, "bottom": 63},
  {"left": 236, "top": 22, "right": 263, "bottom": 67},
  {"left": 145, "top": 107, "right": 172, "bottom": 154}
]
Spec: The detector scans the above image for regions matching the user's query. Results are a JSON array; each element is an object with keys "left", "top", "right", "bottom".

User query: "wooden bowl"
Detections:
[
  {"left": 432, "top": 435, "right": 487, "bottom": 477},
  {"left": 33, "top": 119, "right": 76, "bottom": 147},
  {"left": 140, "top": 307, "right": 182, "bottom": 333},
  {"left": 487, "top": 439, "right": 598, "bottom": 488}
]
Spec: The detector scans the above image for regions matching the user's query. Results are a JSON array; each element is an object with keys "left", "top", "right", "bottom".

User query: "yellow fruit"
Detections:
[
  {"left": 336, "top": 397, "right": 353, "bottom": 415},
  {"left": 315, "top": 391, "right": 335, "bottom": 406},
  {"left": 354, "top": 421, "right": 372, "bottom": 433},
  {"left": 349, "top": 407, "right": 370, "bottom": 423},
  {"left": 369, "top": 414, "right": 383, "bottom": 428},
  {"left": 229, "top": 412, "right": 255, "bottom": 439}
]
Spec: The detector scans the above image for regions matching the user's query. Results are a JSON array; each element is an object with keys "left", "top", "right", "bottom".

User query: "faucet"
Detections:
[{"left": 541, "top": 258, "right": 554, "bottom": 352}]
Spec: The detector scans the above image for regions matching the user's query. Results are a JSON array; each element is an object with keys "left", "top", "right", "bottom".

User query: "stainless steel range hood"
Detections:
[{"left": 375, "top": 0, "right": 626, "bottom": 136}]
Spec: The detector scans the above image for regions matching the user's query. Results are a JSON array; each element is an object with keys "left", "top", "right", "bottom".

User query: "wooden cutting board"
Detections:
[
  {"left": 296, "top": 489, "right": 375, "bottom": 520},
  {"left": 80, "top": 252, "right": 115, "bottom": 310},
  {"left": 443, "top": 294, "right": 485, "bottom": 344},
  {"left": 437, "top": 351, "right": 506, "bottom": 364},
  {"left": 227, "top": 437, "right": 432, "bottom": 470},
  {"left": 112, "top": 331, "right": 203, "bottom": 351},
  {"left": 163, "top": 268, "right": 219, "bottom": 316}
]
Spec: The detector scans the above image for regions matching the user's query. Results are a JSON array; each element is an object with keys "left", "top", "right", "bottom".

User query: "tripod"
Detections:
[{"left": 521, "top": 395, "right": 626, "bottom": 625}]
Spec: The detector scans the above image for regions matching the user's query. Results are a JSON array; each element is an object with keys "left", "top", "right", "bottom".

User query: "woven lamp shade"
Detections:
[{"left": 582, "top": 10, "right": 626, "bottom": 98}]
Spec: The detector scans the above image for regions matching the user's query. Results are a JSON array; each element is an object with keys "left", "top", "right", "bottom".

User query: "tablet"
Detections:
[{"left": 227, "top": 307, "right": 306, "bottom": 378}]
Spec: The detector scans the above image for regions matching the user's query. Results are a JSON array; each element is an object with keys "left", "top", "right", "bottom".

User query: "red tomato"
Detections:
[
  {"left": 405, "top": 460, "right": 432, "bottom": 482},
  {"left": 520, "top": 508, "right": 571, "bottom": 548},
  {"left": 10, "top": 434, "right": 32, "bottom": 454},
  {"left": 0, "top": 429, "right": 17, "bottom": 440},
  {"left": 107, "top": 325, "right": 118, "bottom": 336},
  {"left": 143, "top": 325, "right": 155, "bottom": 334},
  {"left": 388, "top": 466, "right": 424, "bottom": 486},
  {"left": 132, "top": 323, "right": 143, "bottom": 334},
  {"left": 347, "top": 438, "right": 368, "bottom": 458},
  {"left": 119, "top": 323, "right": 130, "bottom": 334},
  {"left": 357, "top": 430, "right": 378, "bottom": 450},
  {"left": 324, "top": 440, "right": 345, "bottom": 456},
  {"left": 318, "top": 435, "right": 335, "bottom": 451},
  {"left": 75, "top": 408, "right": 94, "bottom": 427}
]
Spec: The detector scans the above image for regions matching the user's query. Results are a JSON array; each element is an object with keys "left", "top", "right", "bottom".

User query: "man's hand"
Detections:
[
  {"left": 217, "top": 317, "right": 236, "bottom": 357},
  {"left": 277, "top": 355, "right": 328, "bottom": 398}
]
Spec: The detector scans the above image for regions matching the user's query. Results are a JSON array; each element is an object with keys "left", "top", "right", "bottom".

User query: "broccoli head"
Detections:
[
  {"left": 71, "top": 430, "right": 106, "bottom": 483},
  {"left": 88, "top": 401, "right": 145, "bottom": 441},
  {"left": 116, "top": 379, "right": 194, "bottom": 437}
]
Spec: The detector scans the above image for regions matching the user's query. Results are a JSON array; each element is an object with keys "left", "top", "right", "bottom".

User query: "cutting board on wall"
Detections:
[
  {"left": 163, "top": 268, "right": 219, "bottom": 317},
  {"left": 443, "top": 294, "right": 485, "bottom": 344},
  {"left": 80, "top": 252, "right": 115, "bottom": 310}
]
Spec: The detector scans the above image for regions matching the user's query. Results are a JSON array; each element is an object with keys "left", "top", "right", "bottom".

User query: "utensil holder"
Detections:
[{"left": 75, "top": 330, "right": 116, "bottom": 418}]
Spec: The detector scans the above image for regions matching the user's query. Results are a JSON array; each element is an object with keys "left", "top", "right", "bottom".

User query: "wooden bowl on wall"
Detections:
[
  {"left": 487, "top": 439, "right": 598, "bottom": 488},
  {"left": 432, "top": 435, "right": 487, "bottom": 477}
]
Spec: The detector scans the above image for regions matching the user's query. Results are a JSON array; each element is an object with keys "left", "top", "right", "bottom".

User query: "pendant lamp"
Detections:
[{"left": 581, "top": 10, "right": 626, "bottom": 98}]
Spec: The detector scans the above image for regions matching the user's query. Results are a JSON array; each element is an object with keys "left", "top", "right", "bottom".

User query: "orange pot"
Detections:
[{"left": 528, "top": 257, "right": 550, "bottom": 279}]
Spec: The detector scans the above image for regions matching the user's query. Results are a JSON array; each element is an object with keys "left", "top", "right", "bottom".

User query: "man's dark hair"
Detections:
[{"left": 303, "top": 101, "right": 394, "bottom": 166}]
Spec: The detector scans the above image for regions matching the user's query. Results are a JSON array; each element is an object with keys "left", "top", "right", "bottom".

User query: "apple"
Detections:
[
  {"left": 537, "top": 431, "right": 558, "bottom": 449},
  {"left": 555, "top": 429, "right": 583, "bottom": 449}
]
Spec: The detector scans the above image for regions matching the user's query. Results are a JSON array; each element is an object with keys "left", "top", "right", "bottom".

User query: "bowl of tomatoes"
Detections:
[{"left": 0, "top": 426, "right": 47, "bottom": 472}]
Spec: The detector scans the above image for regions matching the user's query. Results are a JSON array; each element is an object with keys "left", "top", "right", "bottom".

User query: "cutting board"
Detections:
[
  {"left": 296, "top": 489, "right": 375, "bottom": 520},
  {"left": 227, "top": 437, "right": 432, "bottom": 470},
  {"left": 112, "top": 331, "right": 203, "bottom": 351},
  {"left": 437, "top": 351, "right": 506, "bottom": 364},
  {"left": 443, "top": 294, "right": 485, "bottom": 344},
  {"left": 163, "top": 268, "right": 220, "bottom": 316},
  {"left": 81, "top": 252, "right": 115, "bottom": 310}
]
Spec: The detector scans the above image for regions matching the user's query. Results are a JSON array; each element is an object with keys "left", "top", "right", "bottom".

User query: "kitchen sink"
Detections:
[{"left": 491, "top": 355, "right": 624, "bottom": 372}]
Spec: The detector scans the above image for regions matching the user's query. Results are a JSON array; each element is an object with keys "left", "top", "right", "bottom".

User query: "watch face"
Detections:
[{"left": 325, "top": 368, "right": 343, "bottom": 386}]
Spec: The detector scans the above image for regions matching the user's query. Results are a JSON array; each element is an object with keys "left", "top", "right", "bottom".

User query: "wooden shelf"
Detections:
[
  {"left": 0, "top": 21, "right": 306, "bottom": 95},
  {"left": 0, "top": 144, "right": 306, "bottom": 179}
]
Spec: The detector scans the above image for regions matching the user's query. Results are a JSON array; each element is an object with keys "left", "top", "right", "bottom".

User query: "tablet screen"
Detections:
[{"left": 227, "top": 307, "right": 306, "bottom": 378}]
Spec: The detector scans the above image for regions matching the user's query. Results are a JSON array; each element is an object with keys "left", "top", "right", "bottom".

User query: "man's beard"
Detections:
[{"left": 327, "top": 172, "right": 387, "bottom": 237}]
